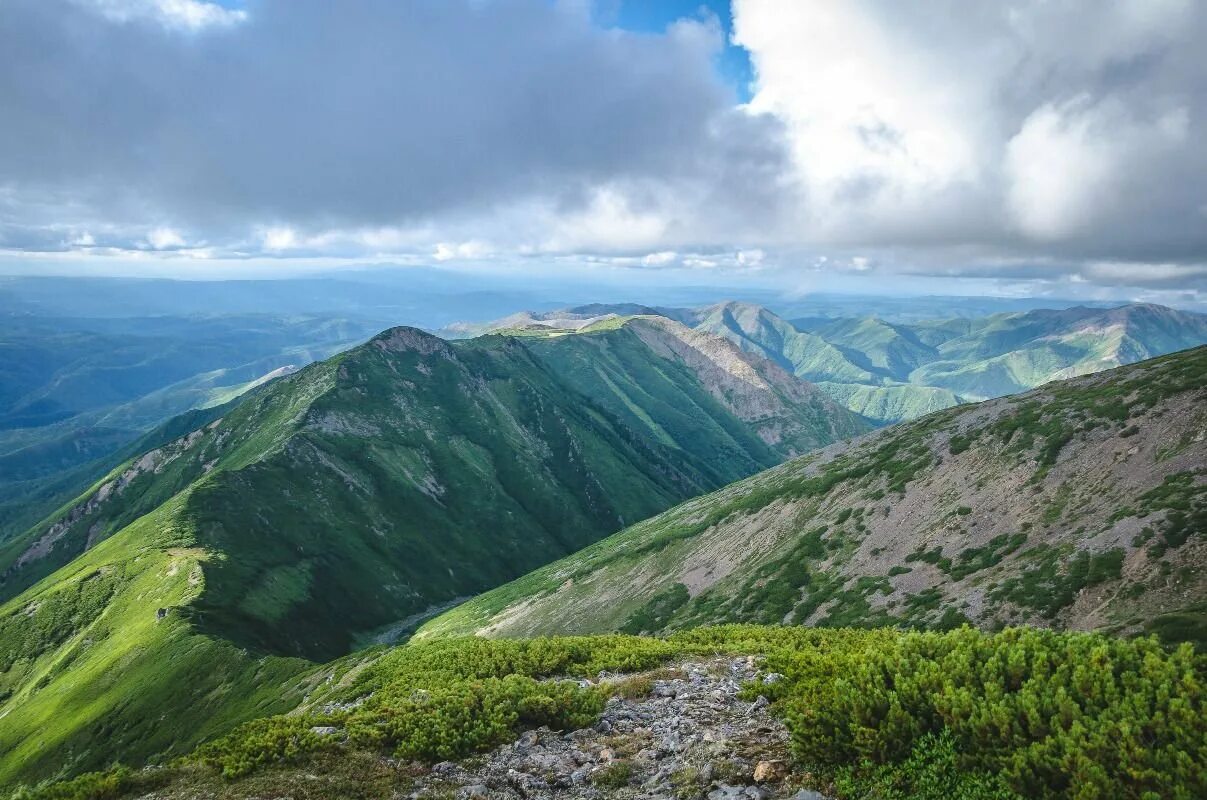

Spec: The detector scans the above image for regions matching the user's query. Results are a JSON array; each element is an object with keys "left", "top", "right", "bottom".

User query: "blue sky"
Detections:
[{"left": 598, "top": 0, "right": 754, "bottom": 101}]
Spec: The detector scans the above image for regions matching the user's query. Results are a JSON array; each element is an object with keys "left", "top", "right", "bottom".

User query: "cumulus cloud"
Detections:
[
  {"left": 1, "top": 0, "right": 1206, "bottom": 297},
  {"left": 733, "top": 0, "right": 1207, "bottom": 285},
  {"left": 84, "top": 0, "right": 247, "bottom": 30},
  {"left": 0, "top": 0, "right": 787, "bottom": 257}
]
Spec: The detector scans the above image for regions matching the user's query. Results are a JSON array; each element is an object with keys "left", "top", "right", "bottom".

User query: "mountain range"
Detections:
[
  {"left": 447, "top": 301, "right": 1207, "bottom": 425},
  {"left": 0, "top": 318, "right": 863, "bottom": 786},
  {"left": 0, "top": 301, "right": 1204, "bottom": 793},
  {"left": 0, "top": 313, "right": 390, "bottom": 544}
]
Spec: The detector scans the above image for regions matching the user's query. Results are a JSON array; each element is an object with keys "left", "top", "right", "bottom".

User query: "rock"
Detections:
[
  {"left": 748, "top": 695, "right": 770, "bottom": 713},
  {"left": 761, "top": 673, "right": 784, "bottom": 685},
  {"left": 753, "top": 759, "right": 789, "bottom": 783},
  {"left": 708, "top": 785, "right": 769, "bottom": 800},
  {"left": 395, "top": 655, "right": 794, "bottom": 800},
  {"left": 790, "top": 791, "right": 829, "bottom": 800},
  {"left": 308, "top": 726, "right": 339, "bottom": 736}
]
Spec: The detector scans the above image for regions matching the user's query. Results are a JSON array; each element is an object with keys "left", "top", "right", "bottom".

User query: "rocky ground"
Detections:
[{"left": 405, "top": 656, "right": 827, "bottom": 800}]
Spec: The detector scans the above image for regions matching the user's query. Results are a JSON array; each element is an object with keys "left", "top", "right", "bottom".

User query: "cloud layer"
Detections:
[
  {"left": 2, "top": 0, "right": 1206, "bottom": 297},
  {"left": 734, "top": 0, "right": 1207, "bottom": 279}
]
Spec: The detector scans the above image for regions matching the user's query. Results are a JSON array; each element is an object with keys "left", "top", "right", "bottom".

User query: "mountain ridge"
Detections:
[{"left": 0, "top": 319, "right": 864, "bottom": 786}]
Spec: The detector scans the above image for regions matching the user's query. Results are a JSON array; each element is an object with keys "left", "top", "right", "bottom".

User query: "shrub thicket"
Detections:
[{"left": 12, "top": 625, "right": 1205, "bottom": 800}]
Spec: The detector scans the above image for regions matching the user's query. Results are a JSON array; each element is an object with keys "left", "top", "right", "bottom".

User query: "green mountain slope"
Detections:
[
  {"left": 0, "top": 313, "right": 385, "bottom": 542},
  {"left": 693, "top": 302, "right": 878, "bottom": 385},
  {"left": 798, "top": 316, "right": 939, "bottom": 381},
  {"left": 422, "top": 345, "right": 1207, "bottom": 644},
  {"left": 520, "top": 316, "right": 868, "bottom": 459},
  {"left": 0, "top": 322, "right": 861, "bottom": 786}
]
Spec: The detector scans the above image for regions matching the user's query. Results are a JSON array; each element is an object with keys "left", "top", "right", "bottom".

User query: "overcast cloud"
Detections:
[{"left": 1, "top": 0, "right": 1205, "bottom": 298}]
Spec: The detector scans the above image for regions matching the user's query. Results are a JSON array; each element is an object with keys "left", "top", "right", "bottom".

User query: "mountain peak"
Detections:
[{"left": 370, "top": 325, "right": 452, "bottom": 356}]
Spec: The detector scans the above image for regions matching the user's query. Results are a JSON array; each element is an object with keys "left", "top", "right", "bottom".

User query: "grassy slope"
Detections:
[
  {"left": 0, "top": 322, "right": 858, "bottom": 786},
  {"left": 0, "top": 498, "right": 314, "bottom": 787},
  {"left": 421, "top": 345, "right": 1207, "bottom": 644}
]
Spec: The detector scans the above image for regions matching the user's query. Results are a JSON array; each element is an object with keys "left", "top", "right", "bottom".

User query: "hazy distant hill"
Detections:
[{"left": 0, "top": 314, "right": 386, "bottom": 542}]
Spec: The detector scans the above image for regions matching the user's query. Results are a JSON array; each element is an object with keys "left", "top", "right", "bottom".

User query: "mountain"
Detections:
[
  {"left": 421, "top": 345, "right": 1207, "bottom": 645},
  {"left": 0, "top": 313, "right": 387, "bottom": 543},
  {"left": 0, "top": 321, "right": 863, "bottom": 786},
  {"left": 438, "top": 303, "right": 697, "bottom": 338},
  {"left": 695, "top": 301, "right": 1207, "bottom": 423},
  {"left": 519, "top": 316, "right": 868, "bottom": 458},
  {"left": 910, "top": 303, "right": 1207, "bottom": 400},
  {"left": 456, "top": 301, "right": 1207, "bottom": 426}
]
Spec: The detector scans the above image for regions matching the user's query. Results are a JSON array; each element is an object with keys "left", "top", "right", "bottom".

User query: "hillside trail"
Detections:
[{"left": 405, "top": 655, "right": 828, "bottom": 799}]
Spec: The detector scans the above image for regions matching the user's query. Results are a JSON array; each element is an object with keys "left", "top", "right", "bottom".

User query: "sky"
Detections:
[{"left": 1, "top": 0, "right": 1206, "bottom": 305}]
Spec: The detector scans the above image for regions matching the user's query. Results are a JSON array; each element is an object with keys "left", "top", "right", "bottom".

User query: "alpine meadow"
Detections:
[{"left": 2, "top": 2, "right": 1206, "bottom": 799}]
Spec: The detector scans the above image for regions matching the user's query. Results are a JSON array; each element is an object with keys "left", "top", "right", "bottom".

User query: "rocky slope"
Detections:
[
  {"left": 422, "top": 345, "right": 1207, "bottom": 644},
  {"left": 387, "top": 656, "right": 804, "bottom": 800},
  {"left": 0, "top": 321, "right": 861, "bottom": 787}
]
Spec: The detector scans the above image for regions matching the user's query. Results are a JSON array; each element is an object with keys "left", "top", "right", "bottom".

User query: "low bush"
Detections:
[
  {"left": 764, "top": 626, "right": 1205, "bottom": 800},
  {"left": 14, "top": 625, "right": 1205, "bottom": 800}
]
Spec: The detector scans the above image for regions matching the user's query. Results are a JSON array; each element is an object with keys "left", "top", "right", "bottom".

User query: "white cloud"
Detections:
[
  {"left": 84, "top": 0, "right": 246, "bottom": 31},
  {"left": 1005, "top": 97, "right": 1189, "bottom": 240},
  {"left": 433, "top": 240, "right": 491, "bottom": 262},
  {"left": 732, "top": 0, "right": 1207, "bottom": 266},
  {"left": 641, "top": 251, "right": 678, "bottom": 267},
  {"left": 261, "top": 226, "right": 297, "bottom": 252},
  {"left": 736, "top": 249, "right": 764, "bottom": 267},
  {"left": 146, "top": 226, "right": 185, "bottom": 249}
]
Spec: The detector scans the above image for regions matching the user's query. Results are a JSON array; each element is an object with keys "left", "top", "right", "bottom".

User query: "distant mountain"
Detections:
[
  {"left": 0, "top": 313, "right": 386, "bottom": 542},
  {"left": 909, "top": 303, "right": 1207, "bottom": 400},
  {"left": 670, "top": 301, "right": 1207, "bottom": 424},
  {"left": 438, "top": 303, "right": 697, "bottom": 338},
  {"left": 522, "top": 315, "right": 868, "bottom": 458},
  {"left": 457, "top": 300, "right": 1207, "bottom": 426},
  {"left": 0, "top": 320, "right": 863, "bottom": 786},
  {"left": 422, "top": 345, "right": 1207, "bottom": 643}
]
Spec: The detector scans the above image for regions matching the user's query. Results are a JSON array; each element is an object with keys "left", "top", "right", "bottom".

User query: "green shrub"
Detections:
[
  {"left": 8, "top": 767, "right": 168, "bottom": 800},
  {"left": 768, "top": 626, "right": 1206, "bottom": 800},
  {"left": 18, "top": 625, "right": 1206, "bottom": 800},
  {"left": 832, "top": 731, "right": 1018, "bottom": 800}
]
